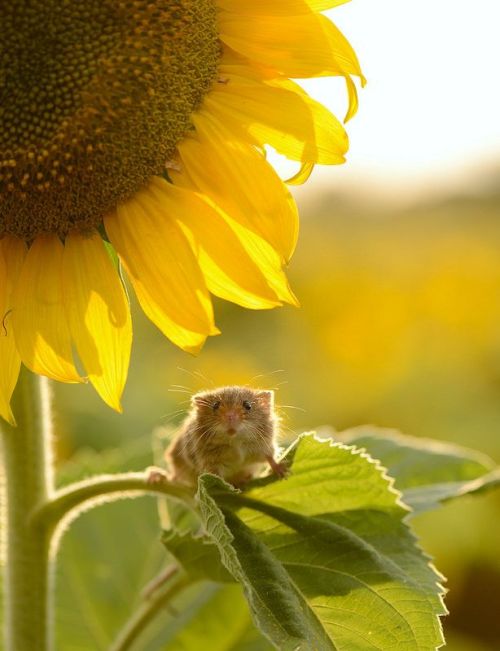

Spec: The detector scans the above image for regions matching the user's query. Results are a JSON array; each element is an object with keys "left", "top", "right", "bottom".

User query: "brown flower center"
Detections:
[{"left": 0, "top": 0, "right": 220, "bottom": 240}]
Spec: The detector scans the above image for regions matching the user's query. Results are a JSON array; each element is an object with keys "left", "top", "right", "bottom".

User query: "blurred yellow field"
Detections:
[{"left": 54, "top": 183, "right": 500, "bottom": 649}]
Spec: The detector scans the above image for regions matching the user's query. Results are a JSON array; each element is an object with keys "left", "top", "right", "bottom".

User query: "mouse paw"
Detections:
[
  {"left": 229, "top": 471, "right": 253, "bottom": 489},
  {"left": 273, "top": 461, "right": 289, "bottom": 479},
  {"left": 145, "top": 466, "right": 169, "bottom": 485},
  {"left": 267, "top": 457, "right": 289, "bottom": 479}
]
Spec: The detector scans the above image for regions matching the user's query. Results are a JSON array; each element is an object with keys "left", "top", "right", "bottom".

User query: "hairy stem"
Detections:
[
  {"left": 0, "top": 371, "right": 54, "bottom": 651},
  {"left": 31, "top": 472, "right": 196, "bottom": 532}
]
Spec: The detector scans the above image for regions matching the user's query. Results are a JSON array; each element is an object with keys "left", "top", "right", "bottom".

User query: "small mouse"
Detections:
[{"left": 163, "top": 386, "right": 287, "bottom": 487}]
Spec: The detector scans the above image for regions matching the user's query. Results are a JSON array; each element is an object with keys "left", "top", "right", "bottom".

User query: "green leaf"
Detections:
[
  {"left": 196, "top": 434, "right": 446, "bottom": 651},
  {"left": 56, "top": 497, "right": 165, "bottom": 650},
  {"left": 162, "top": 530, "right": 234, "bottom": 583},
  {"left": 54, "top": 435, "right": 166, "bottom": 650},
  {"left": 55, "top": 497, "right": 166, "bottom": 649},
  {"left": 161, "top": 584, "right": 274, "bottom": 651},
  {"left": 336, "top": 426, "right": 500, "bottom": 513}
]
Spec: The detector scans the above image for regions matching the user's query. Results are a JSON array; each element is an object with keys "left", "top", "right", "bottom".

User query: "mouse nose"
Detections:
[{"left": 225, "top": 409, "right": 240, "bottom": 428}]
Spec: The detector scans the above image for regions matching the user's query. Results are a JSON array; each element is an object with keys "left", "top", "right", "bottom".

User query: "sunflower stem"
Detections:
[
  {"left": 31, "top": 472, "right": 196, "bottom": 532},
  {"left": 0, "top": 370, "right": 54, "bottom": 651}
]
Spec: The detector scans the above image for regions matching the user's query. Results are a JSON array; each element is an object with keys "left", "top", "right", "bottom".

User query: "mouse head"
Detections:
[{"left": 192, "top": 386, "right": 274, "bottom": 438}]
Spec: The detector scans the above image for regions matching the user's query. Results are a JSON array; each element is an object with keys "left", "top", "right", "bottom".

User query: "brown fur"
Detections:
[{"left": 165, "top": 386, "right": 285, "bottom": 486}]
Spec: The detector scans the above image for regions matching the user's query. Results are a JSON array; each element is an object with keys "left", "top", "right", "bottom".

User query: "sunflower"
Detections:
[{"left": 0, "top": 0, "right": 363, "bottom": 423}]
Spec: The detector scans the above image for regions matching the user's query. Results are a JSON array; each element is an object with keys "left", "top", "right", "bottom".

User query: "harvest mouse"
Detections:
[{"left": 162, "top": 386, "right": 287, "bottom": 487}]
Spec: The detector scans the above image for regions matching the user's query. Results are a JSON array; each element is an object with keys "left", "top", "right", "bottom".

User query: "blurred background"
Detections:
[{"left": 53, "top": 1, "right": 500, "bottom": 649}]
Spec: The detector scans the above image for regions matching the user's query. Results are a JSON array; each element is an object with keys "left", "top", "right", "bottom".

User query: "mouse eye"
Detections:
[
  {"left": 212, "top": 400, "right": 221, "bottom": 411},
  {"left": 242, "top": 400, "right": 252, "bottom": 411}
]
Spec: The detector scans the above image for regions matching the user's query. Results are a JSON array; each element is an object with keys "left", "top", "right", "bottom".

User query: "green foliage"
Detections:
[
  {"left": 56, "top": 498, "right": 163, "bottom": 650},
  {"left": 161, "top": 584, "right": 273, "bottom": 651},
  {"left": 52, "top": 435, "right": 269, "bottom": 650},
  {"left": 337, "top": 426, "right": 500, "bottom": 514},
  {"left": 192, "top": 435, "right": 446, "bottom": 650},
  {"left": 50, "top": 428, "right": 499, "bottom": 651},
  {"left": 162, "top": 531, "right": 233, "bottom": 583},
  {"left": 54, "top": 438, "right": 164, "bottom": 650}
]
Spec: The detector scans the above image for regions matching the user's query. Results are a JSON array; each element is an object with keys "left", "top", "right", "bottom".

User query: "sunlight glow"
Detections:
[{"left": 286, "top": 0, "right": 500, "bottom": 199}]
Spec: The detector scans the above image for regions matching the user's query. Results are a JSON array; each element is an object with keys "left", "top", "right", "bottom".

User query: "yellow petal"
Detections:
[
  {"left": 206, "top": 73, "right": 348, "bottom": 165},
  {"left": 167, "top": 176, "right": 298, "bottom": 308},
  {"left": 219, "top": 212, "right": 300, "bottom": 308},
  {"left": 218, "top": 12, "right": 363, "bottom": 81},
  {"left": 149, "top": 178, "right": 283, "bottom": 310},
  {"left": 218, "top": 0, "right": 349, "bottom": 15},
  {"left": 11, "top": 235, "right": 82, "bottom": 383},
  {"left": 309, "top": 0, "right": 350, "bottom": 8},
  {"left": 104, "top": 182, "right": 217, "bottom": 355},
  {"left": 286, "top": 162, "right": 316, "bottom": 185},
  {"left": 343, "top": 74, "right": 360, "bottom": 123},
  {"left": 220, "top": 47, "right": 266, "bottom": 72},
  {"left": 0, "top": 237, "right": 26, "bottom": 425},
  {"left": 175, "top": 111, "right": 299, "bottom": 263},
  {"left": 62, "top": 231, "right": 132, "bottom": 412}
]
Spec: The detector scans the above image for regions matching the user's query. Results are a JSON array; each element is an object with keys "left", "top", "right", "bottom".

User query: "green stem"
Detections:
[
  {"left": 0, "top": 371, "right": 54, "bottom": 651},
  {"left": 109, "top": 572, "right": 191, "bottom": 651},
  {"left": 31, "top": 472, "right": 196, "bottom": 532}
]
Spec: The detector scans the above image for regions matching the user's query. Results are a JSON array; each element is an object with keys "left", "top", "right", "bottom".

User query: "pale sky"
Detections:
[{"left": 286, "top": 0, "right": 500, "bottom": 201}]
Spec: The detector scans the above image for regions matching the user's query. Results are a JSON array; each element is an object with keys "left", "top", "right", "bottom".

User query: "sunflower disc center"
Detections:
[{"left": 0, "top": 0, "right": 220, "bottom": 240}]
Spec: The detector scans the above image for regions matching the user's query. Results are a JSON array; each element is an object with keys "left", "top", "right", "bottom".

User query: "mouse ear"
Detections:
[
  {"left": 256, "top": 390, "right": 273, "bottom": 408},
  {"left": 192, "top": 393, "right": 212, "bottom": 408}
]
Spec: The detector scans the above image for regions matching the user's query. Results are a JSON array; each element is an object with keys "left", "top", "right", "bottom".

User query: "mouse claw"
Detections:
[
  {"left": 145, "top": 466, "right": 169, "bottom": 485},
  {"left": 267, "top": 457, "right": 289, "bottom": 479}
]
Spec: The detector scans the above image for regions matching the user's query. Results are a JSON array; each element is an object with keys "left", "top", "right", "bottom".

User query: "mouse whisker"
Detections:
[
  {"left": 278, "top": 404, "right": 306, "bottom": 412},
  {"left": 278, "top": 424, "right": 296, "bottom": 439},
  {"left": 177, "top": 367, "right": 215, "bottom": 388},
  {"left": 248, "top": 369, "right": 285, "bottom": 384},
  {"left": 167, "top": 388, "right": 192, "bottom": 396},
  {"left": 159, "top": 409, "right": 188, "bottom": 424}
]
